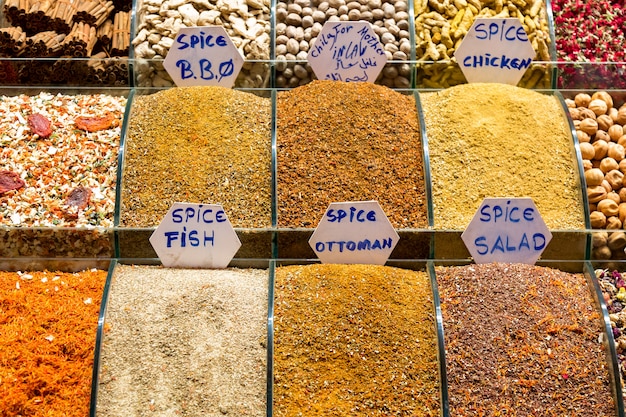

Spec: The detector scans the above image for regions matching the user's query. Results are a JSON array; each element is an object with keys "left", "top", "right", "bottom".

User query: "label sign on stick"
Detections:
[
  {"left": 454, "top": 18, "right": 536, "bottom": 85},
  {"left": 163, "top": 26, "right": 244, "bottom": 87},
  {"left": 307, "top": 21, "right": 387, "bottom": 83},
  {"left": 150, "top": 202, "right": 241, "bottom": 268},
  {"left": 308, "top": 201, "right": 399, "bottom": 265},
  {"left": 461, "top": 197, "right": 552, "bottom": 264}
]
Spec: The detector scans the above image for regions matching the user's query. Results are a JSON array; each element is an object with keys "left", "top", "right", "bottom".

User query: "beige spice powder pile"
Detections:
[{"left": 421, "top": 83, "right": 585, "bottom": 230}]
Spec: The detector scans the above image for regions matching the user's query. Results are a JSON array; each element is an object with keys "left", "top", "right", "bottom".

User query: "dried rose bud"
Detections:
[
  {"left": 28, "top": 113, "right": 53, "bottom": 138},
  {"left": 65, "top": 186, "right": 92, "bottom": 210},
  {"left": 0, "top": 170, "right": 25, "bottom": 194}
]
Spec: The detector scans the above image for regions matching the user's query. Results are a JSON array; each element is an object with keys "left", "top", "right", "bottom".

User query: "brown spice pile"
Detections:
[
  {"left": 421, "top": 83, "right": 585, "bottom": 230},
  {"left": 0, "top": 269, "right": 106, "bottom": 416},
  {"left": 437, "top": 263, "right": 614, "bottom": 416},
  {"left": 276, "top": 80, "right": 428, "bottom": 229},
  {"left": 273, "top": 264, "right": 440, "bottom": 416},
  {"left": 120, "top": 86, "right": 272, "bottom": 228}
]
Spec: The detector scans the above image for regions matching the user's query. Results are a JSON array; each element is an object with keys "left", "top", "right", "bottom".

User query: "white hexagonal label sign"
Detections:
[
  {"left": 163, "top": 26, "right": 243, "bottom": 87},
  {"left": 309, "top": 201, "right": 399, "bottom": 265},
  {"left": 454, "top": 18, "right": 535, "bottom": 85},
  {"left": 308, "top": 21, "right": 387, "bottom": 82},
  {"left": 461, "top": 197, "right": 552, "bottom": 264},
  {"left": 150, "top": 202, "right": 241, "bottom": 268}
]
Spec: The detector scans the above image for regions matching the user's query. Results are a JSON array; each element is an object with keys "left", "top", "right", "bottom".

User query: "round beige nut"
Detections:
[
  {"left": 608, "top": 232, "right": 626, "bottom": 250},
  {"left": 591, "top": 91, "right": 614, "bottom": 109},
  {"left": 580, "top": 118, "right": 599, "bottom": 135},
  {"left": 580, "top": 108, "right": 597, "bottom": 120},
  {"left": 609, "top": 125, "right": 625, "bottom": 142},
  {"left": 593, "top": 140, "right": 609, "bottom": 159},
  {"left": 608, "top": 191, "right": 622, "bottom": 204},
  {"left": 598, "top": 198, "right": 620, "bottom": 217},
  {"left": 585, "top": 168, "right": 604, "bottom": 186},
  {"left": 606, "top": 215, "right": 622, "bottom": 229},
  {"left": 590, "top": 211, "right": 607, "bottom": 228},
  {"left": 589, "top": 99, "right": 609, "bottom": 116},
  {"left": 597, "top": 114, "right": 614, "bottom": 132},
  {"left": 592, "top": 231, "right": 608, "bottom": 247},
  {"left": 619, "top": 203, "right": 626, "bottom": 223},
  {"left": 600, "top": 157, "right": 619, "bottom": 173},
  {"left": 588, "top": 185, "right": 608, "bottom": 203},
  {"left": 592, "top": 245, "right": 612, "bottom": 259},
  {"left": 580, "top": 142, "right": 595, "bottom": 160},
  {"left": 574, "top": 93, "right": 592, "bottom": 108},
  {"left": 608, "top": 143, "right": 625, "bottom": 160},
  {"left": 577, "top": 130, "right": 591, "bottom": 143}
]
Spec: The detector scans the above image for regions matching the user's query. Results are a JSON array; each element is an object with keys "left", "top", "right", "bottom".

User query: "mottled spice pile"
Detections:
[
  {"left": 421, "top": 83, "right": 585, "bottom": 230},
  {"left": 276, "top": 81, "right": 428, "bottom": 229},
  {"left": 120, "top": 86, "right": 272, "bottom": 228},
  {"left": 437, "top": 263, "right": 614, "bottom": 416},
  {"left": 0, "top": 269, "right": 106, "bottom": 416},
  {"left": 273, "top": 264, "right": 440, "bottom": 416}
]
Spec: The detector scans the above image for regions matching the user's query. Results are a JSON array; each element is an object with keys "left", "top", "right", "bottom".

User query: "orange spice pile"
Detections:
[{"left": 0, "top": 269, "right": 106, "bottom": 416}]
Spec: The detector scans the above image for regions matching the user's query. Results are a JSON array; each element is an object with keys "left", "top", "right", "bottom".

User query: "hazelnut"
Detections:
[
  {"left": 580, "top": 107, "right": 597, "bottom": 120},
  {"left": 565, "top": 98, "right": 576, "bottom": 108},
  {"left": 606, "top": 216, "right": 622, "bottom": 229},
  {"left": 588, "top": 185, "right": 608, "bottom": 203},
  {"left": 569, "top": 107, "right": 581, "bottom": 120},
  {"left": 589, "top": 99, "right": 607, "bottom": 116},
  {"left": 585, "top": 167, "right": 604, "bottom": 186},
  {"left": 591, "top": 91, "right": 614, "bottom": 109},
  {"left": 597, "top": 114, "right": 613, "bottom": 131},
  {"left": 608, "top": 231, "right": 626, "bottom": 250},
  {"left": 609, "top": 125, "right": 625, "bottom": 141},
  {"left": 580, "top": 118, "right": 599, "bottom": 135},
  {"left": 590, "top": 210, "right": 607, "bottom": 228},
  {"left": 577, "top": 130, "right": 591, "bottom": 143},
  {"left": 583, "top": 159, "right": 593, "bottom": 171},
  {"left": 593, "top": 231, "right": 608, "bottom": 247},
  {"left": 600, "top": 157, "right": 619, "bottom": 173},
  {"left": 580, "top": 142, "right": 595, "bottom": 160},
  {"left": 617, "top": 107, "right": 626, "bottom": 125},
  {"left": 619, "top": 135, "right": 626, "bottom": 148},
  {"left": 595, "top": 130, "right": 610, "bottom": 143},
  {"left": 592, "top": 140, "right": 609, "bottom": 159},
  {"left": 620, "top": 203, "right": 626, "bottom": 223},
  {"left": 619, "top": 188, "right": 626, "bottom": 202},
  {"left": 609, "top": 107, "right": 619, "bottom": 123},
  {"left": 620, "top": 159, "right": 626, "bottom": 173},
  {"left": 608, "top": 191, "right": 622, "bottom": 204},
  {"left": 602, "top": 179, "right": 612, "bottom": 193},
  {"left": 598, "top": 198, "right": 621, "bottom": 218},
  {"left": 608, "top": 143, "right": 626, "bottom": 161},
  {"left": 574, "top": 93, "right": 592, "bottom": 108},
  {"left": 605, "top": 169, "right": 624, "bottom": 189}
]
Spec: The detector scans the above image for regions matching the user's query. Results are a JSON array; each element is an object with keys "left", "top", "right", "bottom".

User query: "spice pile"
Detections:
[
  {"left": 566, "top": 91, "right": 626, "bottom": 261},
  {"left": 120, "top": 86, "right": 272, "bottom": 229},
  {"left": 273, "top": 264, "right": 440, "bottom": 416},
  {"left": 276, "top": 80, "right": 428, "bottom": 229},
  {"left": 96, "top": 265, "right": 268, "bottom": 416},
  {"left": 552, "top": 0, "right": 626, "bottom": 89},
  {"left": 0, "top": 268, "right": 106, "bottom": 417},
  {"left": 414, "top": 0, "right": 552, "bottom": 89},
  {"left": 437, "top": 263, "right": 614, "bottom": 416},
  {"left": 597, "top": 268, "right": 626, "bottom": 403},
  {"left": 421, "top": 83, "right": 585, "bottom": 231}
]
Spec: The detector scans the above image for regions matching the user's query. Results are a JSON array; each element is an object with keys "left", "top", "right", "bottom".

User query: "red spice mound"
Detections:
[
  {"left": 65, "top": 186, "right": 92, "bottom": 209},
  {"left": 0, "top": 170, "right": 25, "bottom": 194},
  {"left": 0, "top": 270, "right": 106, "bottom": 417},
  {"left": 27, "top": 113, "right": 53, "bottom": 138},
  {"left": 74, "top": 114, "right": 117, "bottom": 132}
]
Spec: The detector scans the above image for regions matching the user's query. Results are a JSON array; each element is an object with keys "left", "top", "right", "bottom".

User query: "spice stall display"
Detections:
[
  {"left": 273, "top": 0, "right": 412, "bottom": 88},
  {"left": 551, "top": 0, "right": 626, "bottom": 89},
  {"left": 95, "top": 264, "right": 268, "bottom": 417},
  {"left": 437, "top": 262, "right": 616, "bottom": 416},
  {"left": 131, "top": 0, "right": 270, "bottom": 88},
  {"left": 0, "top": 0, "right": 131, "bottom": 85},
  {"left": 117, "top": 85, "right": 272, "bottom": 258},
  {"left": 420, "top": 82, "right": 587, "bottom": 260},
  {"left": 564, "top": 91, "right": 626, "bottom": 262},
  {"left": 0, "top": 90, "right": 127, "bottom": 257},
  {"left": 0, "top": 268, "right": 107, "bottom": 417},
  {"left": 276, "top": 80, "right": 429, "bottom": 259},
  {"left": 414, "top": 0, "right": 554, "bottom": 89},
  {"left": 273, "top": 263, "right": 440, "bottom": 416}
]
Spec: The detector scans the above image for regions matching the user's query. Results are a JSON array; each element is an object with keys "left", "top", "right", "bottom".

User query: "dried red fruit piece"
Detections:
[
  {"left": 74, "top": 114, "right": 116, "bottom": 132},
  {"left": 0, "top": 170, "right": 25, "bottom": 194},
  {"left": 28, "top": 113, "right": 53, "bottom": 138},
  {"left": 65, "top": 186, "right": 92, "bottom": 210}
]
